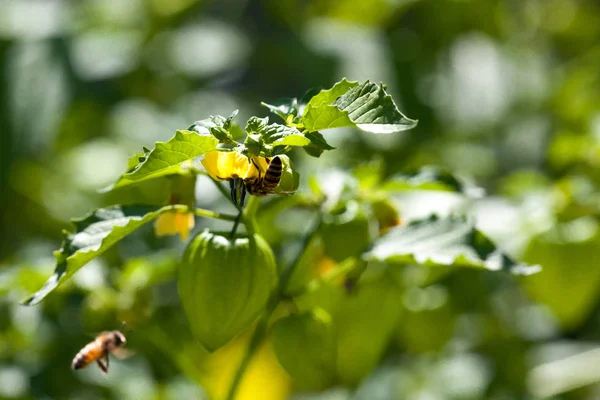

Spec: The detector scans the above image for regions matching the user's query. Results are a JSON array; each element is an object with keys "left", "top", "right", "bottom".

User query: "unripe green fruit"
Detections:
[
  {"left": 178, "top": 230, "right": 277, "bottom": 351},
  {"left": 272, "top": 309, "right": 337, "bottom": 390}
]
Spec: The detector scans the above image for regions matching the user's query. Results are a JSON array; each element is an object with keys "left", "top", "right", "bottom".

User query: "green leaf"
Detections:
[
  {"left": 244, "top": 116, "right": 309, "bottom": 156},
  {"left": 302, "top": 79, "right": 418, "bottom": 134},
  {"left": 335, "top": 81, "right": 418, "bottom": 133},
  {"left": 302, "top": 79, "right": 355, "bottom": 131},
  {"left": 189, "top": 110, "right": 239, "bottom": 144},
  {"left": 364, "top": 215, "right": 541, "bottom": 275},
  {"left": 306, "top": 78, "right": 357, "bottom": 109},
  {"left": 262, "top": 87, "right": 322, "bottom": 123},
  {"left": 273, "top": 133, "right": 311, "bottom": 147},
  {"left": 380, "top": 166, "right": 485, "bottom": 197},
  {"left": 104, "top": 131, "right": 218, "bottom": 191},
  {"left": 22, "top": 205, "right": 173, "bottom": 305},
  {"left": 303, "top": 131, "right": 336, "bottom": 158},
  {"left": 261, "top": 98, "right": 299, "bottom": 122}
]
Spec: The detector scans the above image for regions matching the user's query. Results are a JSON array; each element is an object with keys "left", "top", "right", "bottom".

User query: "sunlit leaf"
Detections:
[
  {"left": 244, "top": 116, "right": 309, "bottom": 156},
  {"left": 302, "top": 79, "right": 418, "bottom": 134},
  {"left": 302, "top": 79, "right": 355, "bottom": 131},
  {"left": 22, "top": 205, "right": 174, "bottom": 305},
  {"left": 380, "top": 166, "right": 484, "bottom": 197},
  {"left": 364, "top": 215, "right": 541, "bottom": 275},
  {"left": 262, "top": 87, "right": 322, "bottom": 123},
  {"left": 104, "top": 130, "right": 218, "bottom": 190},
  {"left": 189, "top": 110, "right": 239, "bottom": 145},
  {"left": 261, "top": 98, "right": 299, "bottom": 122},
  {"left": 303, "top": 131, "right": 336, "bottom": 158}
]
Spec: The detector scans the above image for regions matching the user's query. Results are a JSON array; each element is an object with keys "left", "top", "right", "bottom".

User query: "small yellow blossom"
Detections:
[
  {"left": 202, "top": 151, "right": 270, "bottom": 181},
  {"left": 154, "top": 211, "right": 195, "bottom": 240}
]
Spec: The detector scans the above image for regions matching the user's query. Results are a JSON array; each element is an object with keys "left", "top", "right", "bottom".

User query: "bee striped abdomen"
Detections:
[
  {"left": 262, "top": 156, "right": 282, "bottom": 190},
  {"left": 72, "top": 340, "right": 105, "bottom": 370}
]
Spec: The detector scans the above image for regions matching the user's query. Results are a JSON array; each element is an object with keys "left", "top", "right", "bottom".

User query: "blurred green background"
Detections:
[{"left": 2, "top": 0, "right": 600, "bottom": 399}]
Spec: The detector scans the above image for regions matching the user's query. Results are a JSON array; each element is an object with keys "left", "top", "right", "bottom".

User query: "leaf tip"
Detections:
[
  {"left": 20, "top": 296, "right": 35, "bottom": 306},
  {"left": 97, "top": 184, "right": 115, "bottom": 193}
]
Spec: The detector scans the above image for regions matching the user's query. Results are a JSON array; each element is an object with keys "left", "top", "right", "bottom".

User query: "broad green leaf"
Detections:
[
  {"left": 364, "top": 215, "right": 541, "bottom": 275},
  {"left": 302, "top": 79, "right": 418, "bottom": 134},
  {"left": 22, "top": 205, "right": 173, "bottom": 305},
  {"left": 301, "top": 79, "right": 361, "bottom": 131},
  {"left": 105, "top": 131, "right": 218, "bottom": 191},
  {"left": 335, "top": 81, "right": 418, "bottom": 133},
  {"left": 305, "top": 78, "right": 357, "bottom": 108},
  {"left": 380, "top": 166, "right": 485, "bottom": 197},
  {"left": 189, "top": 110, "right": 239, "bottom": 145}
]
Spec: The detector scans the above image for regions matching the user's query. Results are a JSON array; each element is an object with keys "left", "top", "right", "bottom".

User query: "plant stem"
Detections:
[
  {"left": 230, "top": 209, "right": 243, "bottom": 239},
  {"left": 279, "top": 213, "right": 321, "bottom": 292},
  {"left": 242, "top": 195, "right": 261, "bottom": 236},
  {"left": 170, "top": 205, "right": 238, "bottom": 221}
]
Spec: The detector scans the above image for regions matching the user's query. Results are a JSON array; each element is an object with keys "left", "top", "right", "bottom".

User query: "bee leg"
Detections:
[
  {"left": 229, "top": 179, "right": 238, "bottom": 207},
  {"left": 229, "top": 178, "right": 247, "bottom": 208},
  {"left": 96, "top": 356, "right": 109, "bottom": 374},
  {"left": 239, "top": 184, "right": 247, "bottom": 208},
  {"left": 250, "top": 158, "right": 264, "bottom": 179}
]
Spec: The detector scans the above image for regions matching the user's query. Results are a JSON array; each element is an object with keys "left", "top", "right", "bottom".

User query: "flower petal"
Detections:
[
  {"left": 202, "top": 151, "right": 253, "bottom": 180},
  {"left": 154, "top": 211, "right": 195, "bottom": 241}
]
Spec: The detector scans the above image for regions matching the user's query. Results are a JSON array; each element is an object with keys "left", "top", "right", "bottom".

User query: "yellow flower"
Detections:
[
  {"left": 202, "top": 151, "right": 270, "bottom": 181},
  {"left": 202, "top": 151, "right": 252, "bottom": 181},
  {"left": 154, "top": 211, "right": 195, "bottom": 240}
]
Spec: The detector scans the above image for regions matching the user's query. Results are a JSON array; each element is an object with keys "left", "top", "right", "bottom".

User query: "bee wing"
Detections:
[{"left": 111, "top": 347, "right": 135, "bottom": 360}]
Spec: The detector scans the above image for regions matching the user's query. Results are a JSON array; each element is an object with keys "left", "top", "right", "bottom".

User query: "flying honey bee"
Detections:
[
  {"left": 230, "top": 156, "right": 294, "bottom": 207},
  {"left": 72, "top": 330, "right": 128, "bottom": 374}
]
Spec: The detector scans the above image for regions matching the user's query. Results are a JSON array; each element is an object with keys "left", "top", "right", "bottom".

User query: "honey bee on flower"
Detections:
[{"left": 202, "top": 151, "right": 299, "bottom": 207}]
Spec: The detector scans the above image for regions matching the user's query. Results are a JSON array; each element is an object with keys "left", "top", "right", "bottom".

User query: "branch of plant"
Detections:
[
  {"left": 168, "top": 205, "right": 238, "bottom": 222},
  {"left": 241, "top": 195, "right": 261, "bottom": 236},
  {"left": 230, "top": 210, "right": 244, "bottom": 239},
  {"left": 279, "top": 213, "right": 322, "bottom": 292}
]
